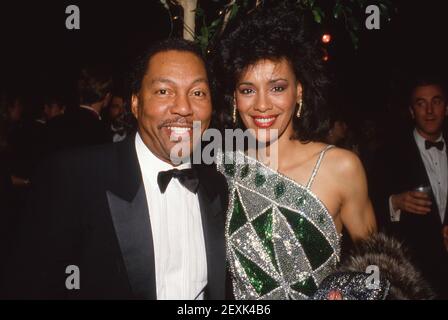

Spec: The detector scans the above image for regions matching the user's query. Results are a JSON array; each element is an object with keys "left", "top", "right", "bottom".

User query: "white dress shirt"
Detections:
[
  {"left": 390, "top": 129, "right": 448, "bottom": 223},
  {"left": 135, "top": 133, "right": 207, "bottom": 300}
]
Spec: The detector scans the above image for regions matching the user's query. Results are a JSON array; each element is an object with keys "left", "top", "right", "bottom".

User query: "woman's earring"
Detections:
[
  {"left": 296, "top": 99, "right": 303, "bottom": 119},
  {"left": 232, "top": 102, "right": 237, "bottom": 125}
]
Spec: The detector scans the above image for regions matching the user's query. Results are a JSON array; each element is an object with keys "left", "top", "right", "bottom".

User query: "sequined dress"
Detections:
[{"left": 217, "top": 146, "right": 341, "bottom": 300}]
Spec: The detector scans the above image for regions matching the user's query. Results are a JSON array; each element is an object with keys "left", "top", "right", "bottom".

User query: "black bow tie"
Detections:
[
  {"left": 425, "top": 140, "right": 444, "bottom": 151},
  {"left": 157, "top": 168, "right": 199, "bottom": 194}
]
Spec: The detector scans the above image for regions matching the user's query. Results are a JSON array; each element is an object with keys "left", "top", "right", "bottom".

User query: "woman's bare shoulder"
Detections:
[{"left": 323, "top": 146, "right": 365, "bottom": 179}]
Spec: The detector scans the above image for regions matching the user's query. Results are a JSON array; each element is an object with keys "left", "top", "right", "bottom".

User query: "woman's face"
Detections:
[{"left": 235, "top": 58, "right": 302, "bottom": 143}]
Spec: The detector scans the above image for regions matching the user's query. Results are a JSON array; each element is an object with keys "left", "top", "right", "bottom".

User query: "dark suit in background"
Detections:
[
  {"left": 45, "top": 107, "right": 111, "bottom": 154},
  {"left": 373, "top": 132, "right": 448, "bottom": 298}
]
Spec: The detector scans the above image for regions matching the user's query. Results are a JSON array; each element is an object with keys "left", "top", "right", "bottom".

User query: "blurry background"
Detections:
[{"left": 1, "top": 0, "right": 447, "bottom": 130}]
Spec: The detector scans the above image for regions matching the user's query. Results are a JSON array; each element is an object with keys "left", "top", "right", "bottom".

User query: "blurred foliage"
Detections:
[{"left": 160, "top": 0, "right": 395, "bottom": 53}]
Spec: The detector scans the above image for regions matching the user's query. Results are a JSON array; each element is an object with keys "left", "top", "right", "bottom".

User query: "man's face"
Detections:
[
  {"left": 108, "top": 96, "right": 124, "bottom": 121},
  {"left": 131, "top": 50, "right": 212, "bottom": 164},
  {"left": 332, "top": 120, "right": 348, "bottom": 140},
  {"left": 410, "top": 84, "right": 447, "bottom": 140},
  {"left": 9, "top": 99, "right": 24, "bottom": 122},
  {"left": 44, "top": 103, "right": 65, "bottom": 121}
]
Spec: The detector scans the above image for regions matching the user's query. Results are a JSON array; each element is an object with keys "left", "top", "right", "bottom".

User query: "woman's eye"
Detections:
[
  {"left": 272, "top": 86, "right": 285, "bottom": 92},
  {"left": 240, "top": 88, "right": 254, "bottom": 94}
]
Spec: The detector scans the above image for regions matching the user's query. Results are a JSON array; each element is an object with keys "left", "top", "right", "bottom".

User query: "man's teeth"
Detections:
[
  {"left": 255, "top": 117, "right": 275, "bottom": 123},
  {"left": 168, "top": 127, "right": 191, "bottom": 134}
]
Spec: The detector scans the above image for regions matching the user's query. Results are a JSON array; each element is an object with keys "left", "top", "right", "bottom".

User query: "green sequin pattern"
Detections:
[{"left": 217, "top": 149, "right": 340, "bottom": 300}]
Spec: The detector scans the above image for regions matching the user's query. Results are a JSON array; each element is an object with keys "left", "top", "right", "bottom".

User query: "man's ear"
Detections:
[
  {"left": 296, "top": 82, "right": 303, "bottom": 103},
  {"left": 131, "top": 94, "right": 139, "bottom": 119}
]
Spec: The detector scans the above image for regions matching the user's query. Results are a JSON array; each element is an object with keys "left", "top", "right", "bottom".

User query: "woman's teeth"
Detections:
[
  {"left": 255, "top": 117, "right": 275, "bottom": 123},
  {"left": 253, "top": 117, "right": 276, "bottom": 127}
]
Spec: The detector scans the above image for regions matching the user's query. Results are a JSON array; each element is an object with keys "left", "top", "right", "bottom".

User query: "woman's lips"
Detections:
[{"left": 252, "top": 116, "right": 277, "bottom": 128}]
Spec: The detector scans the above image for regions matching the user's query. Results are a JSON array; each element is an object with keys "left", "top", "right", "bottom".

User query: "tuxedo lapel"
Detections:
[
  {"left": 409, "top": 137, "right": 432, "bottom": 186},
  {"left": 196, "top": 166, "right": 226, "bottom": 300},
  {"left": 410, "top": 136, "right": 443, "bottom": 228},
  {"left": 105, "top": 136, "right": 156, "bottom": 300},
  {"left": 106, "top": 185, "right": 156, "bottom": 300}
]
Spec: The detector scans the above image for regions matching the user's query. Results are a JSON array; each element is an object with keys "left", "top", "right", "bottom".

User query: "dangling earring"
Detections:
[
  {"left": 296, "top": 99, "right": 303, "bottom": 119},
  {"left": 232, "top": 101, "right": 237, "bottom": 125}
]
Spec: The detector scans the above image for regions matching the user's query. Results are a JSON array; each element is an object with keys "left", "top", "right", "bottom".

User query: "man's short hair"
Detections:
[
  {"left": 409, "top": 74, "right": 447, "bottom": 106},
  {"left": 78, "top": 66, "right": 113, "bottom": 105},
  {"left": 129, "top": 38, "right": 211, "bottom": 96}
]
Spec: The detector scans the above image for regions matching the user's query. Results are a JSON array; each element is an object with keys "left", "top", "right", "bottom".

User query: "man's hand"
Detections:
[
  {"left": 443, "top": 226, "right": 448, "bottom": 252},
  {"left": 391, "top": 191, "right": 432, "bottom": 215}
]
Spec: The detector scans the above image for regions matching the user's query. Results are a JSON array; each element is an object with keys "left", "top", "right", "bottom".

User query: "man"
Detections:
[
  {"left": 42, "top": 94, "right": 66, "bottom": 122},
  {"left": 374, "top": 76, "right": 448, "bottom": 298},
  {"left": 45, "top": 67, "right": 112, "bottom": 153},
  {"left": 2, "top": 39, "right": 228, "bottom": 300},
  {"left": 104, "top": 92, "right": 133, "bottom": 143}
]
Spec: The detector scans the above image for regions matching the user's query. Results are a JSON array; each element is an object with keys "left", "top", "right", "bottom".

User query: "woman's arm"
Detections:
[{"left": 334, "top": 149, "right": 377, "bottom": 241}]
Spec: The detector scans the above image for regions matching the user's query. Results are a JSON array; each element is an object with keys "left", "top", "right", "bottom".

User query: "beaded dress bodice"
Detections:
[{"left": 217, "top": 146, "right": 341, "bottom": 299}]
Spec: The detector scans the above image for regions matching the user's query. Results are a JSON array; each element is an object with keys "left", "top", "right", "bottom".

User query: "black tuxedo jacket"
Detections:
[
  {"left": 373, "top": 132, "right": 448, "bottom": 298},
  {"left": 1, "top": 136, "right": 228, "bottom": 299}
]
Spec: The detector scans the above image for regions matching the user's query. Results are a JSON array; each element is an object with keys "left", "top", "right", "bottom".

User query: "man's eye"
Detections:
[
  {"left": 157, "top": 89, "right": 168, "bottom": 95},
  {"left": 433, "top": 98, "right": 444, "bottom": 105},
  {"left": 272, "top": 86, "right": 285, "bottom": 92},
  {"left": 417, "top": 101, "right": 427, "bottom": 108},
  {"left": 193, "top": 90, "right": 206, "bottom": 97}
]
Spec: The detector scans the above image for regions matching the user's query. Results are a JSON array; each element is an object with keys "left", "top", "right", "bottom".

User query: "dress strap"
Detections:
[{"left": 306, "top": 145, "right": 335, "bottom": 190}]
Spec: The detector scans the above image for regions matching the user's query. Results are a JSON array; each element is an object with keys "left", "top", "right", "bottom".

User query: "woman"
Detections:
[{"left": 216, "top": 5, "right": 376, "bottom": 299}]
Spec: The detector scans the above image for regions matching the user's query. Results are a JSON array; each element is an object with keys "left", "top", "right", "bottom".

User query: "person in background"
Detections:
[
  {"left": 373, "top": 75, "right": 448, "bottom": 298},
  {"left": 45, "top": 66, "right": 112, "bottom": 153},
  {"left": 104, "top": 92, "right": 134, "bottom": 142},
  {"left": 42, "top": 95, "right": 66, "bottom": 123}
]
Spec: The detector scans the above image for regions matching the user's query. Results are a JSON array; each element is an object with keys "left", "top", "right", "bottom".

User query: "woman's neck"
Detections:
[{"left": 251, "top": 130, "right": 299, "bottom": 171}]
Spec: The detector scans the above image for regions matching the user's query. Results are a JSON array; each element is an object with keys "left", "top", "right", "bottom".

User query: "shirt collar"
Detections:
[
  {"left": 80, "top": 105, "right": 101, "bottom": 120},
  {"left": 135, "top": 132, "right": 191, "bottom": 184},
  {"left": 414, "top": 128, "right": 445, "bottom": 152}
]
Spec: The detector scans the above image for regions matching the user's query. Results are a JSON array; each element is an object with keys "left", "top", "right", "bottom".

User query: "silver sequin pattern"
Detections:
[
  {"left": 216, "top": 149, "right": 341, "bottom": 300},
  {"left": 311, "top": 272, "right": 390, "bottom": 300}
]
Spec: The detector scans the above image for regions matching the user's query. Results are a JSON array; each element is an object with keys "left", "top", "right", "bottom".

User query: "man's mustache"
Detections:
[{"left": 158, "top": 117, "right": 194, "bottom": 129}]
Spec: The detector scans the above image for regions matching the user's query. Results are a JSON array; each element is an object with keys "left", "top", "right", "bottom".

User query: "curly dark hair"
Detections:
[{"left": 217, "top": 5, "right": 330, "bottom": 142}]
